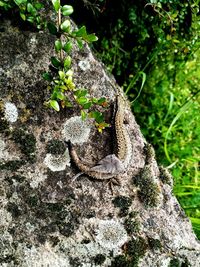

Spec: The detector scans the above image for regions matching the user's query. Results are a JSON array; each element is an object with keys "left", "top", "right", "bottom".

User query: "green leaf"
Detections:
[
  {"left": 82, "top": 102, "right": 92, "bottom": 109},
  {"left": 64, "top": 56, "right": 72, "bottom": 70},
  {"left": 34, "top": 2, "right": 44, "bottom": 10},
  {"left": 27, "top": 3, "right": 37, "bottom": 16},
  {"left": 56, "top": 92, "right": 65, "bottom": 100},
  {"left": 42, "top": 72, "right": 53, "bottom": 81},
  {"left": 55, "top": 40, "right": 62, "bottom": 52},
  {"left": 20, "top": 12, "right": 26, "bottom": 20},
  {"left": 74, "top": 26, "right": 87, "bottom": 37},
  {"left": 84, "top": 33, "right": 98, "bottom": 42},
  {"left": 77, "top": 97, "right": 88, "bottom": 105},
  {"left": 81, "top": 110, "right": 87, "bottom": 120},
  {"left": 97, "top": 97, "right": 106, "bottom": 105},
  {"left": 58, "top": 71, "right": 65, "bottom": 80},
  {"left": 14, "top": 0, "right": 27, "bottom": 6},
  {"left": 60, "top": 20, "right": 71, "bottom": 33},
  {"left": 27, "top": 16, "right": 34, "bottom": 23},
  {"left": 89, "top": 111, "right": 104, "bottom": 123},
  {"left": 52, "top": 0, "right": 60, "bottom": 12},
  {"left": 50, "top": 100, "right": 60, "bottom": 111},
  {"left": 61, "top": 5, "right": 73, "bottom": 16},
  {"left": 74, "top": 89, "right": 88, "bottom": 98},
  {"left": 63, "top": 41, "right": 73, "bottom": 53},
  {"left": 77, "top": 39, "right": 83, "bottom": 49},
  {"left": 62, "top": 97, "right": 73, "bottom": 107},
  {"left": 51, "top": 56, "right": 61, "bottom": 68},
  {"left": 47, "top": 22, "right": 58, "bottom": 35}
]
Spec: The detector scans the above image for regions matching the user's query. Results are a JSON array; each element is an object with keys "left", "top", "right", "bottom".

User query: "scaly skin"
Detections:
[
  {"left": 114, "top": 95, "right": 132, "bottom": 168},
  {"left": 66, "top": 94, "right": 132, "bottom": 180}
]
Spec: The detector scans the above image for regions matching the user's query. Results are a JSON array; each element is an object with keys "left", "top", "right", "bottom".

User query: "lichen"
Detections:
[
  {"left": 95, "top": 219, "right": 128, "bottom": 249},
  {"left": 78, "top": 60, "right": 91, "bottom": 71},
  {"left": 62, "top": 116, "right": 91, "bottom": 144},
  {"left": 4, "top": 102, "right": 18, "bottom": 123},
  {"left": 0, "top": 137, "right": 7, "bottom": 159},
  {"left": 44, "top": 150, "right": 70, "bottom": 171},
  {"left": 0, "top": 230, "right": 14, "bottom": 264},
  {"left": 17, "top": 244, "right": 70, "bottom": 267}
]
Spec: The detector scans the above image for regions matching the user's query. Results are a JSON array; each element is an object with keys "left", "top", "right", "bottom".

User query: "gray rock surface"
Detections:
[{"left": 0, "top": 18, "right": 200, "bottom": 267}]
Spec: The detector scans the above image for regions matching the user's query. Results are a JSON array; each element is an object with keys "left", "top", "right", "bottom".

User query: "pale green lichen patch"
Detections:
[
  {"left": 95, "top": 219, "right": 128, "bottom": 249},
  {"left": 62, "top": 116, "right": 91, "bottom": 144},
  {"left": 44, "top": 150, "right": 70, "bottom": 171},
  {"left": 16, "top": 243, "right": 70, "bottom": 267},
  {"left": 0, "top": 137, "right": 7, "bottom": 159},
  {"left": 4, "top": 102, "right": 18, "bottom": 123}
]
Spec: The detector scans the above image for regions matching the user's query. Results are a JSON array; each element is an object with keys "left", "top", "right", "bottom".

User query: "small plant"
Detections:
[
  {"left": 42, "top": 0, "right": 110, "bottom": 132},
  {"left": 0, "top": 0, "right": 45, "bottom": 28}
]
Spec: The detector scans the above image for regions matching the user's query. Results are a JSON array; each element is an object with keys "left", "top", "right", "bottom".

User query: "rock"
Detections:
[{"left": 0, "top": 17, "right": 200, "bottom": 267}]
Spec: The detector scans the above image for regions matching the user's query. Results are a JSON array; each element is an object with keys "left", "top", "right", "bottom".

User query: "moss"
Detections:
[
  {"left": 112, "top": 195, "right": 133, "bottom": 217},
  {"left": 5, "top": 175, "right": 26, "bottom": 184},
  {"left": 12, "top": 129, "right": 36, "bottom": 162},
  {"left": 159, "top": 166, "right": 173, "bottom": 185},
  {"left": 0, "top": 107, "right": 9, "bottom": 133},
  {"left": 93, "top": 254, "right": 106, "bottom": 265},
  {"left": 124, "top": 218, "right": 140, "bottom": 235},
  {"left": 7, "top": 202, "right": 22, "bottom": 218},
  {"left": 133, "top": 168, "right": 160, "bottom": 207},
  {"left": 0, "top": 160, "right": 25, "bottom": 171},
  {"left": 49, "top": 236, "right": 60, "bottom": 247},
  {"left": 169, "top": 258, "right": 181, "bottom": 267},
  {"left": 111, "top": 255, "right": 129, "bottom": 267},
  {"left": 126, "top": 237, "right": 148, "bottom": 266},
  {"left": 169, "top": 258, "right": 190, "bottom": 267},
  {"left": 69, "top": 257, "right": 82, "bottom": 267},
  {"left": 26, "top": 195, "right": 39, "bottom": 207},
  {"left": 148, "top": 237, "right": 162, "bottom": 250},
  {"left": 143, "top": 143, "right": 155, "bottom": 164},
  {"left": 46, "top": 139, "right": 66, "bottom": 155}
]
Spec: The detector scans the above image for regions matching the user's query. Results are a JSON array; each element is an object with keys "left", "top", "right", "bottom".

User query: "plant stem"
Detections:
[{"left": 58, "top": 8, "right": 63, "bottom": 61}]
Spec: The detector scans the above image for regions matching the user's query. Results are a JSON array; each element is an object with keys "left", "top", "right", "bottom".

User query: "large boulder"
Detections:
[{"left": 0, "top": 17, "right": 200, "bottom": 267}]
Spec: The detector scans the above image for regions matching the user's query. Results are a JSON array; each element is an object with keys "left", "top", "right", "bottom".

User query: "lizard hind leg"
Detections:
[{"left": 90, "top": 154, "right": 125, "bottom": 174}]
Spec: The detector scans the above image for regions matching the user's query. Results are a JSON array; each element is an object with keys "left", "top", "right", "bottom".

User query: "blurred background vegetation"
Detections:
[{"left": 1, "top": 0, "right": 200, "bottom": 237}]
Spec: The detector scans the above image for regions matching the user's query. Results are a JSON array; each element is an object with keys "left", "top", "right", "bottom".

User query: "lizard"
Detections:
[{"left": 66, "top": 94, "right": 133, "bottom": 183}]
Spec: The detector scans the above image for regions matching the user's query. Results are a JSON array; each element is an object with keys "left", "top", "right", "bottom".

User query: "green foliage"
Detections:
[
  {"left": 42, "top": 0, "right": 108, "bottom": 132},
  {"left": 0, "top": 0, "right": 45, "bottom": 28}
]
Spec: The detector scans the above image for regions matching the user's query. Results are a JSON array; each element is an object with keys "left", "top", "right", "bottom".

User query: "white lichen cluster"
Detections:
[
  {"left": 95, "top": 219, "right": 128, "bottom": 249},
  {"left": 0, "top": 137, "right": 6, "bottom": 159},
  {"left": 4, "top": 102, "right": 18, "bottom": 123},
  {"left": 62, "top": 116, "right": 91, "bottom": 144},
  {"left": 78, "top": 60, "right": 91, "bottom": 71},
  {"left": 27, "top": 167, "right": 48, "bottom": 189},
  {"left": 18, "top": 244, "right": 70, "bottom": 267},
  {"left": 44, "top": 150, "right": 70, "bottom": 172}
]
